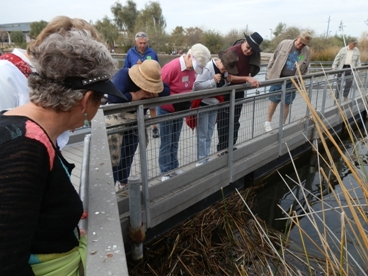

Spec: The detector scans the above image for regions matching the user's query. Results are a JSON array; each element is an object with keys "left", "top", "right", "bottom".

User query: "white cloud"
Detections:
[{"left": 2, "top": 0, "right": 367, "bottom": 39}]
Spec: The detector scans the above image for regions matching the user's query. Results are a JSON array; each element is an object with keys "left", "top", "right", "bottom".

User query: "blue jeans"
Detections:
[
  {"left": 196, "top": 108, "right": 217, "bottom": 159},
  {"left": 268, "top": 82, "right": 295, "bottom": 105},
  {"left": 112, "top": 128, "right": 139, "bottom": 184},
  {"left": 157, "top": 107, "right": 183, "bottom": 173}
]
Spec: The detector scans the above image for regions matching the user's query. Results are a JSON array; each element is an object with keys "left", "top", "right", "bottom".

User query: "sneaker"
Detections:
[
  {"left": 115, "top": 181, "right": 128, "bottom": 192},
  {"left": 264, "top": 121, "right": 272, "bottom": 132},
  {"left": 152, "top": 127, "right": 159, "bottom": 138},
  {"left": 161, "top": 175, "right": 171, "bottom": 182},
  {"left": 195, "top": 159, "right": 208, "bottom": 167},
  {"left": 174, "top": 169, "right": 184, "bottom": 175}
]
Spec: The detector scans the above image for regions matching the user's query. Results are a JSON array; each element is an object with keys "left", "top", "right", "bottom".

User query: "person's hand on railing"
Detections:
[
  {"left": 145, "top": 91, "right": 159, "bottom": 98},
  {"left": 245, "top": 76, "right": 260, "bottom": 88},
  {"left": 131, "top": 89, "right": 155, "bottom": 101}
]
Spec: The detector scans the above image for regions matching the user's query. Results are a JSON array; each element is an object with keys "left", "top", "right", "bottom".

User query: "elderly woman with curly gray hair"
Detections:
[{"left": 0, "top": 28, "right": 125, "bottom": 275}]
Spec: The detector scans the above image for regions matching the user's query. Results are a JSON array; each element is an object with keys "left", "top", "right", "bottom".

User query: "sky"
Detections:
[{"left": 2, "top": 0, "right": 368, "bottom": 39}]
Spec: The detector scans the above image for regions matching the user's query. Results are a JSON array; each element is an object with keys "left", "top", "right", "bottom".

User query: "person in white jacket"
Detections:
[
  {"left": 0, "top": 48, "right": 33, "bottom": 111},
  {"left": 332, "top": 38, "right": 361, "bottom": 100},
  {"left": 191, "top": 50, "right": 238, "bottom": 166}
]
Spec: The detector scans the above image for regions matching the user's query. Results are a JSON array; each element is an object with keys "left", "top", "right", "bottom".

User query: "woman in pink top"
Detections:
[{"left": 157, "top": 43, "right": 211, "bottom": 181}]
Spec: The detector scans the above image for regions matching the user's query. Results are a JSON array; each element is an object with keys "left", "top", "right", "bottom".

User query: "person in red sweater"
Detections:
[{"left": 157, "top": 43, "right": 211, "bottom": 181}]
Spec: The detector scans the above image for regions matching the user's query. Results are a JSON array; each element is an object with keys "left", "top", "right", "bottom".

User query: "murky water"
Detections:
[{"left": 253, "top": 122, "right": 368, "bottom": 273}]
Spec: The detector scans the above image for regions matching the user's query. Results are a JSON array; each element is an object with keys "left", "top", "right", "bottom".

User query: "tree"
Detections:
[
  {"left": 223, "top": 29, "right": 245, "bottom": 48},
  {"left": 10, "top": 31, "right": 25, "bottom": 46},
  {"left": 273, "top": 22, "right": 286, "bottom": 37},
  {"left": 29, "top": 20, "right": 48, "bottom": 39},
  {"left": 202, "top": 30, "right": 224, "bottom": 54},
  {"left": 0, "top": 30, "right": 8, "bottom": 45},
  {"left": 270, "top": 26, "right": 302, "bottom": 50},
  {"left": 185, "top": 27, "right": 203, "bottom": 47},
  {"left": 170, "top": 26, "right": 186, "bottom": 50},
  {"left": 134, "top": 1, "right": 167, "bottom": 52},
  {"left": 111, "top": 0, "right": 138, "bottom": 35},
  {"left": 94, "top": 16, "right": 119, "bottom": 51}
]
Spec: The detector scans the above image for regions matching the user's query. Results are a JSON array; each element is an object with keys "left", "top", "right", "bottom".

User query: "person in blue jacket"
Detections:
[
  {"left": 123, "top": 32, "right": 159, "bottom": 67},
  {"left": 124, "top": 32, "right": 161, "bottom": 139},
  {"left": 107, "top": 59, "right": 170, "bottom": 191}
]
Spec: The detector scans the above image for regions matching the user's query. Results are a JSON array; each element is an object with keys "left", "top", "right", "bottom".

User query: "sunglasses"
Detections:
[
  {"left": 135, "top": 32, "right": 148, "bottom": 38},
  {"left": 244, "top": 43, "right": 253, "bottom": 52}
]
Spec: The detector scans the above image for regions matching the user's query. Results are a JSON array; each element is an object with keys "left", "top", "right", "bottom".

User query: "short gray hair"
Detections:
[
  {"left": 135, "top": 32, "right": 148, "bottom": 41},
  {"left": 28, "top": 29, "right": 117, "bottom": 112}
]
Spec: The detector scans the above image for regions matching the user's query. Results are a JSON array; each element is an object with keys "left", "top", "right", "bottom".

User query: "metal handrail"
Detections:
[{"left": 78, "top": 65, "right": 368, "bottom": 274}]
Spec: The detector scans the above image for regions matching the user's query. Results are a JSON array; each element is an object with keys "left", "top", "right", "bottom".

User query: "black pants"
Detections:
[
  {"left": 336, "top": 65, "right": 353, "bottom": 98},
  {"left": 216, "top": 91, "right": 243, "bottom": 152}
]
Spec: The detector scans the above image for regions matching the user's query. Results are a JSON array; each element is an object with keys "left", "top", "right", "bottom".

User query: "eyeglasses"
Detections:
[{"left": 135, "top": 32, "right": 148, "bottom": 38}]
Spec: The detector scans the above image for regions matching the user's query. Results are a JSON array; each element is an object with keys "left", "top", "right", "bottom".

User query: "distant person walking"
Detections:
[
  {"left": 264, "top": 31, "right": 312, "bottom": 133},
  {"left": 124, "top": 31, "right": 161, "bottom": 138},
  {"left": 332, "top": 38, "right": 361, "bottom": 101},
  {"left": 216, "top": 32, "right": 263, "bottom": 154}
]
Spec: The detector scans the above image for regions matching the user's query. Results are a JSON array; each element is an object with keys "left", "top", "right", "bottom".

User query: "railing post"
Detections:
[
  {"left": 228, "top": 89, "right": 235, "bottom": 183},
  {"left": 128, "top": 175, "right": 145, "bottom": 261},
  {"left": 137, "top": 105, "right": 151, "bottom": 228},
  {"left": 320, "top": 75, "right": 328, "bottom": 115},
  {"left": 251, "top": 97, "right": 256, "bottom": 138},
  {"left": 277, "top": 80, "right": 287, "bottom": 156},
  {"left": 305, "top": 76, "right": 314, "bottom": 134},
  {"left": 337, "top": 71, "right": 346, "bottom": 104}
]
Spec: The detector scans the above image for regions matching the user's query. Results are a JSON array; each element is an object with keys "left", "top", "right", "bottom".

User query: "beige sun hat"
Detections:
[{"left": 128, "top": 59, "right": 164, "bottom": 93}]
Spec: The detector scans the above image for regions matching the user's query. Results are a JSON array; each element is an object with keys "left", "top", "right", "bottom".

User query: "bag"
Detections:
[
  {"left": 173, "top": 101, "right": 191, "bottom": 112},
  {"left": 31, "top": 235, "right": 87, "bottom": 276},
  {"left": 105, "top": 112, "right": 138, "bottom": 167},
  {"left": 185, "top": 99, "right": 202, "bottom": 130}
]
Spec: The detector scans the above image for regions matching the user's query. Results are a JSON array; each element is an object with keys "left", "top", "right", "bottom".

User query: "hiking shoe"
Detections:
[
  {"left": 152, "top": 127, "right": 159, "bottom": 138},
  {"left": 264, "top": 121, "right": 272, "bottom": 132},
  {"left": 161, "top": 175, "right": 171, "bottom": 182}
]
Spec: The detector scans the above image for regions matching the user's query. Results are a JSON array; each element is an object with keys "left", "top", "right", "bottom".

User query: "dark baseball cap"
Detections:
[{"left": 63, "top": 75, "right": 127, "bottom": 100}]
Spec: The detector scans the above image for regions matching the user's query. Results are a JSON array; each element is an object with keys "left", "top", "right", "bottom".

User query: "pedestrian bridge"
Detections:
[{"left": 66, "top": 66, "right": 368, "bottom": 274}]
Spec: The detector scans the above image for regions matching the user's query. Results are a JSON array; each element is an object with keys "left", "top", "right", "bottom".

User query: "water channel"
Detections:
[
  {"left": 253, "top": 121, "right": 368, "bottom": 274},
  {"left": 115, "top": 55, "right": 368, "bottom": 273}
]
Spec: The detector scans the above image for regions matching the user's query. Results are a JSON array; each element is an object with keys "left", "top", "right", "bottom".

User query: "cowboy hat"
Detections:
[
  {"left": 244, "top": 32, "right": 263, "bottom": 52},
  {"left": 218, "top": 50, "right": 239, "bottom": 75},
  {"left": 128, "top": 59, "right": 164, "bottom": 93}
]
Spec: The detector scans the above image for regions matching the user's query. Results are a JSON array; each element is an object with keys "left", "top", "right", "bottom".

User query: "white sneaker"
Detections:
[
  {"left": 264, "top": 121, "right": 272, "bottom": 132},
  {"left": 161, "top": 175, "right": 171, "bottom": 182},
  {"left": 175, "top": 169, "right": 184, "bottom": 175},
  {"left": 115, "top": 181, "right": 127, "bottom": 192},
  {"left": 196, "top": 159, "right": 208, "bottom": 167}
]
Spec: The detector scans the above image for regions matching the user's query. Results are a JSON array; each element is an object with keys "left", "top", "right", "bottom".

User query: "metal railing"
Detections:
[{"left": 79, "top": 65, "right": 368, "bottom": 274}]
